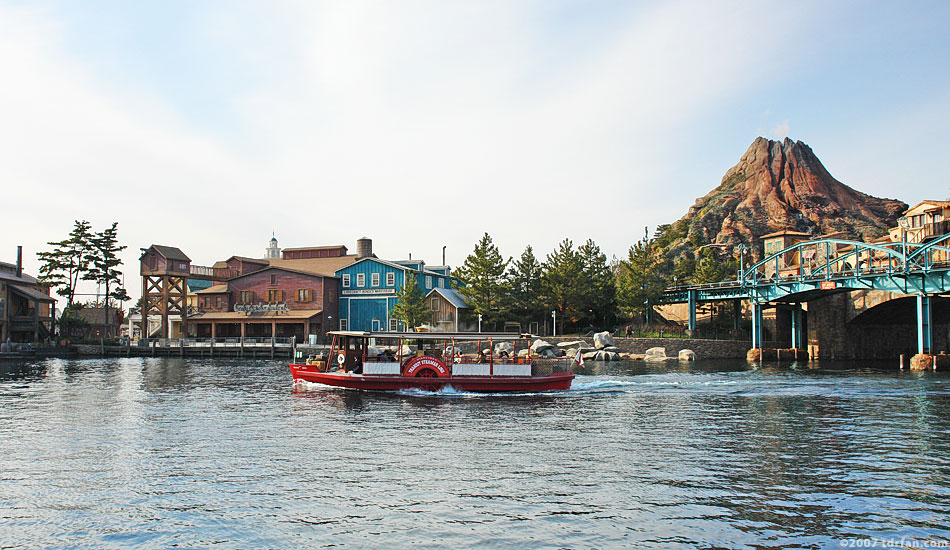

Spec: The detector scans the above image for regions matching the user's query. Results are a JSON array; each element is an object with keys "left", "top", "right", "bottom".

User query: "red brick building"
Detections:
[{"left": 187, "top": 242, "right": 359, "bottom": 342}]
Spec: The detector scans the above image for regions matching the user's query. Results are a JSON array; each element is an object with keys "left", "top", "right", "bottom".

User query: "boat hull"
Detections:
[{"left": 290, "top": 364, "right": 574, "bottom": 392}]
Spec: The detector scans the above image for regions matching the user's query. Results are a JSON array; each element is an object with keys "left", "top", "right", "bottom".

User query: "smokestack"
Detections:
[
  {"left": 357, "top": 237, "right": 373, "bottom": 259},
  {"left": 16, "top": 246, "right": 22, "bottom": 278}
]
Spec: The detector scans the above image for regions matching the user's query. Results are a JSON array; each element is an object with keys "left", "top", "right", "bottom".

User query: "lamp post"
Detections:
[
  {"left": 478, "top": 314, "right": 482, "bottom": 333},
  {"left": 551, "top": 310, "right": 557, "bottom": 337},
  {"left": 737, "top": 243, "right": 747, "bottom": 283}
]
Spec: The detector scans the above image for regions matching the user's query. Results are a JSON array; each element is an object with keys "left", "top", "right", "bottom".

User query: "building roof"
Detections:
[
  {"left": 227, "top": 255, "right": 269, "bottom": 265},
  {"left": 188, "top": 309, "right": 323, "bottom": 321},
  {"left": 903, "top": 200, "right": 950, "bottom": 215},
  {"left": 426, "top": 287, "right": 470, "bottom": 309},
  {"left": 147, "top": 245, "right": 190, "bottom": 262},
  {"left": 269, "top": 255, "right": 359, "bottom": 277},
  {"left": 196, "top": 284, "right": 229, "bottom": 294},
  {"left": 0, "top": 269, "right": 39, "bottom": 285},
  {"left": 282, "top": 245, "right": 348, "bottom": 252},
  {"left": 335, "top": 256, "right": 448, "bottom": 277},
  {"left": 8, "top": 283, "right": 55, "bottom": 303},
  {"left": 75, "top": 307, "right": 122, "bottom": 325}
]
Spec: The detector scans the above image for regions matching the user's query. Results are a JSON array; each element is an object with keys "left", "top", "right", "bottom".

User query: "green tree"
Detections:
[
  {"left": 37, "top": 220, "right": 94, "bottom": 309},
  {"left": 391, "top": 272, "right": 428, "bottom": 330},
  {"left": 693, "top": 247, "right": 739, "bottom": 284},
  {"left": 542, "top": 238, "right": 584, "bottom": 332},
  {"left": 84, "top": 222, "right": 129, "bottom": 339},
  {"left": 454, "top": 233, "right": 510, "bottom": 324},
  {"left": 578, "top": 239, "right": 616, "bottom": 328},
  {"left": 505, "top": 245, "right": 543, "bottom": 326},
  {"left": 616, "top": 227, "right": 667, "bottom": 318}
]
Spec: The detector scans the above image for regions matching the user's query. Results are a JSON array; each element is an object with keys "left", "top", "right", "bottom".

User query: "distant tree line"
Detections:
[
  {"left": 449, "top": 229, "right": 739, "bottom": 334},
  {"left": 37, "top": 220, "right": 129, "bottom": 337}
]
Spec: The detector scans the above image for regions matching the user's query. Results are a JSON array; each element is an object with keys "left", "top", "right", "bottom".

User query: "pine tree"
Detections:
[
  {"left": 578, "top": 239, "right": 617, "bottom": 328},
  {"left": 542, "top": 238, "right": 584, "bottom": 333},
  {"left": 505, "top": 245, "right": 543, "bottom": 326},
  {"left": 84, "top": 222, "right": 129, "bottom": 339},
  {"left": 391, "top": 272, "right": 429, "bottom": 330},
  {"left": 616, "top": 228, "right": 667, "bottom": 318},
  {"left": 454, "top": 233, "right": 510, "bottom": 324},
  {"left": 37, "top": 220, "right": 95, "bottom": 309}
]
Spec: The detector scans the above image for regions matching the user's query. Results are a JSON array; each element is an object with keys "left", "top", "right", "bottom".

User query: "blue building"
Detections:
[{"left": 335, "top": 253, "right": 454, "bottom": 332}]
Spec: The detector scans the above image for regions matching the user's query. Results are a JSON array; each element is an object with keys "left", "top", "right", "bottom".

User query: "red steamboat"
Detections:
[{"left": 290, "top": 331, "right": 574, "bottom": 393}]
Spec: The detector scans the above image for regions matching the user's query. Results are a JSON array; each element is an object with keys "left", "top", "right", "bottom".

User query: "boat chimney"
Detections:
[
  {"left": 16, "top": 246, "right": 22, "bottom": 278},
  {"left": 357, "top": 237, "right": 373, "bottom": 259}
]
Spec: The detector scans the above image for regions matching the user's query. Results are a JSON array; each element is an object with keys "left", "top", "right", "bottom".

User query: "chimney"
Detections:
[
  {"left": 357, "top": 237, "right": 373, "bottom": 259},
  {"left": 16, "top": 246, "right": 22, "bottom": 278}
]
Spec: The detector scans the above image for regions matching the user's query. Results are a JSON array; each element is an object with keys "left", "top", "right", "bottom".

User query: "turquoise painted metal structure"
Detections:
[
  {"left": 661, "top": 234, "right": 950, "bottom": 354},
  {"left": 335, "top": 258, "right": 453, "bottom": 332}
]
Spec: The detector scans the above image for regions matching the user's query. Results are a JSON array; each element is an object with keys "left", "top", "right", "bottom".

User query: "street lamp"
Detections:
[
  {"left": 737, "top": 243, "right": 747, "bottom": 283},
  {"left": 478, "top": 314, "right": 482, "bottom": 333},
  {"left": 551, "top": 310, "right": 557, "bottom": 337}
]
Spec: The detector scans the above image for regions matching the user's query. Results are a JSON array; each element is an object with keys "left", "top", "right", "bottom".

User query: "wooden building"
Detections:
[
  {"left": 0, "top": 247, "right": 55, "bottom": 343},
  {"left": 425, "top": 287, "right": 474, "bottom": 332}
]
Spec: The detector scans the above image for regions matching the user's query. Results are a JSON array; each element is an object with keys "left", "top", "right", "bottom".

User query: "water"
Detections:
[{"left": 1, "top": 358, "right": 948, "bottom": 549}]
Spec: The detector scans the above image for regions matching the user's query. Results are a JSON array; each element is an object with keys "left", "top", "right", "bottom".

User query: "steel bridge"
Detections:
[{"left": 660, "top": 233, "right": 950, "bottom": 355}]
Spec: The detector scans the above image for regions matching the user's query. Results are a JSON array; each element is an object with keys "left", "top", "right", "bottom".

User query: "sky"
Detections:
[{"left": 1, "top": 0, "right": 948, "bottom": 304}]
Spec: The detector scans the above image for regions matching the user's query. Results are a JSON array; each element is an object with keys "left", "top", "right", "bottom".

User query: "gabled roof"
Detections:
[
  {"left": 282, "top": 245, "right": 348, "bottom": 252},
  {"left": 0, "top": 269, "right": 38, "bottom": 285},
  {"left": 426, "top": 287, "right": 470, "bottom": 309},
  {"left": 903, "top": 200, "right": 950, "bottom": 214},
  {"left": 227, "top": 255, "right": 268, "bottom": 265},
  {"left": 268, "top": 255, "right": 359, "bottom": 277},
  {"left": 196, "top": 284, "right": 229, "bottom": 294},
  {"left": 334, "top": 256, "right": 450, "bottom": 278},
  {"left": 146, "top": 245, "right": 190, "bottom": 262},
  {"left": 8, "top": 283, "right": 55, "bottom": 303}
]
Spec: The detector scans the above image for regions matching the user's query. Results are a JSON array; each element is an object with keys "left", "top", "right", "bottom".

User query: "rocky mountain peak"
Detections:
[{"left": 663, "top": 137, "right": 907, "bottom": 261}]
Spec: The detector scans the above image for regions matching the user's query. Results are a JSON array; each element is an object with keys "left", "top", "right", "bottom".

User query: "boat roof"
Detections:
[{"left": 328, "top": 331, "right": 533, "bottom": 341}]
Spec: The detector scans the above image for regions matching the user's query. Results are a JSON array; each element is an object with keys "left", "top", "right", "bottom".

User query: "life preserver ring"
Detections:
[
  {"left": 337, "top": 352, "right": 346, "bottom": 365},
  {"left": 403, "top": 356, "right": 450, "bottom": 377}
]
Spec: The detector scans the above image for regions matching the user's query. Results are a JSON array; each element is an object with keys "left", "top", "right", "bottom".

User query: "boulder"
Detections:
[
  {"left": 493, "top": 342, "right": 514, "bottom": 355},
  {"left": 539, "top": 348, "right": 558, "bottom": 358},
  {"left": 678, "top": 349, "right": 696, "bottom": 361},
  {"left": 910, "top": 354, "right": 934, "bottom": 371},
  {"left": 746, "top": 349, "right": 762, "bottom": 363},
  {"left": 644, "top": 347, "right": 668, "bottom": 361},
  {"left": 582, "top": 351, "right": 599, "bottom": 361},
  {"left": 530, "top": 339, "right": 555, "bottom": 354},
  {"left": 517, "top": 349, "right": 529, "bottom": 358},
  {"left": 604, "top": 346, "right": 622, "bottom": 353},
  {"left": 621, "top": 353, "right": 645, "bottom": 360},
  {"left": 557, "top": 340, "right": 586, "bottom": 348},
  {"left": 593, "top": 331, "right": 615, "bottom": 350}
]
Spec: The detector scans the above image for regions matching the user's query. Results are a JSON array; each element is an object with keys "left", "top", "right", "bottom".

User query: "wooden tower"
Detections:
[{"left": 139, "top": 245, "right": 191, "bottom": 339}]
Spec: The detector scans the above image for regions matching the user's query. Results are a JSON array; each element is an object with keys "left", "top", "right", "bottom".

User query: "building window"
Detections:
[
  {"left": 430, "top": 298, "right": 439, "bottom": 311},
  {"left": 438, "top": 278, "right": 444, "bottom": 288},
  {"left": 270, "top": 274, "right": 277, "bottom": 285},
  {"left": 389, "top": 319, "right": 398, "bottom": 331},
  {"left": 240, "top": 290, "right": 254, "bottom": 303},
  {"left": 268, "top": 289, "right": 283, "bottom": 302},
  {"left": 215, "top": 296, "right": 221, "bottom": 308},
  {"left": 426, "top": 275, "right": 432, "bottom": 288},
  {"left": 297, "top": 288, "right": 312, "bottom": 302},
  {"left": 202, "top": 297, "right": 210, "bottom": 308},
  {"left": 340, "top": 319, "right": 348, "bottom": 331},
  {"left": 357, "top": 273, "right": 365, "bottom": 287},
  {"left": 386, "top": 272, "right": 395, "bottom": 286},
  {"left": 342, "top": 274, "right": 350, "bottom": 287},
  {"left": 371, "top": 273, "right": 380, "bottom": 287}
]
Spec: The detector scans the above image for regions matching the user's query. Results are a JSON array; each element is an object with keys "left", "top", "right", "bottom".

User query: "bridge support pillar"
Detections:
[
  {"left": 918, "top": 295, "right": 932, "bottom": 355},
  {"left": 687, "top": 290, "right": 697, "bottom": 333},
  {"left": 791, "top": 304, "right": 803, "bottom": 350},
  {"left": 752, "top": 302, "right": 764, "bottom": 349}
]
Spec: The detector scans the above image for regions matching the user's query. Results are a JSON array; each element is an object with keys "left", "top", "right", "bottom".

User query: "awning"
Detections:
[
  {"left": 9, "top": 284, "right": 55, "bottom": 303},
  {"left": 188, "top": 309, "right": 322, "bottom": 322}
]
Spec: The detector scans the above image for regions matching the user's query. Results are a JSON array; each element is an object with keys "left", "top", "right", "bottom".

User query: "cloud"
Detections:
[
  {"left": 769, "top": 120, "right": 791, "bottom": 139},
  {"left": 0, "top": 0, "right": 833, "bottom": 302}
]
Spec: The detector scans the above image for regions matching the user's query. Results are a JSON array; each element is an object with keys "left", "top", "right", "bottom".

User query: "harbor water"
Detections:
[{"left": 1, "top": 357, "right": 948, "bottom": 549}]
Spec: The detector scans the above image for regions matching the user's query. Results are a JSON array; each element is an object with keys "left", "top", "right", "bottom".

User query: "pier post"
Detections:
[
  {"left": 752, "top": 302, "right": 764, "bottom": 349},
  {"left": 687, "top": 289, "right": 697, "bottom": 333},
  {"left": 790, "top": 304, "right": 802, "bottom": 350},
  {"left": 918, "top": 294, "right": 932, "bottom": 355}
]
